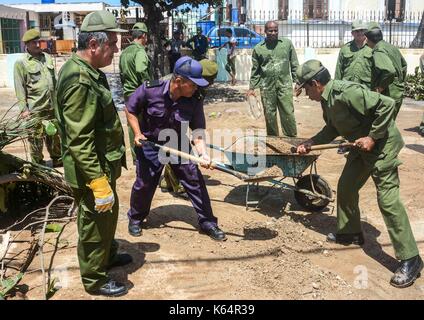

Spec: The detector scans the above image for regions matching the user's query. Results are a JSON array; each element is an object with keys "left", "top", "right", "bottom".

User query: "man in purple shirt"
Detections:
[{"left": 125, "top": 56, "right": 226, "bottom": 241}]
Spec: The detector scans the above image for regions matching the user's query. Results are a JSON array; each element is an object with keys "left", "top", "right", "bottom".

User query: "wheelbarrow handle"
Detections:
[
  {"left": 309, "top": 142, "right": 354, "bottom": 151},
  {"left": 140, "top": 140, "right": 250, "bottom": 180},
  {"left": 291, "top": 142, "right": 354, "bottom": 153},
  {"left": 206, "top": 143, "right": 225, "bottom": 152}
]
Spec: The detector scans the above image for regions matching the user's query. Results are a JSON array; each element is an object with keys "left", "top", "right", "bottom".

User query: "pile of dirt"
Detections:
[
  {"left": 250, "top": 165, "right": 284, "bottom": 179},
  {"left": 229, "top": 136, "right": 319, "bottom": 156}
]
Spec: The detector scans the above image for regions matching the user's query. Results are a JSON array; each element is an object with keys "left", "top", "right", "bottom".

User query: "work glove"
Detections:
[{"left": 88, "top": 175, "right": 114, "bottom": 213}]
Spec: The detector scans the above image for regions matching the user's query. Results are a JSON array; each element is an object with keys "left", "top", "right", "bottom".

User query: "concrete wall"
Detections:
[
  {"left": 211, "top": 48, "right": 424, "bottom": 82},
  {"left": 0, "top": 55, "right": 7, "bottom": 87}
]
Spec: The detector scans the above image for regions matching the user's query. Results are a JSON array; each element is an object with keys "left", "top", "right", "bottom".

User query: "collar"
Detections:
[
  {"left": 71, "top": 53, "right": 100, "bottom": 80},
  {"left": 25, "top": 51, "right": 45, "bottom": 61},
  {"left": 131, "top": 42, "right": 145, "bottom": 50},
  {"left": 321, "top": 80, "right": 334, "bottom": 103},
  {"left": 163, "top": 79, "right": 171, "bottom": 96}
]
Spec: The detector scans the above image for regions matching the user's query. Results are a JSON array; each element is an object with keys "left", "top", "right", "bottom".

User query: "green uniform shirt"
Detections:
[
  {"left": 119, "top": 42, "right": 152, "bottom": 100},
  {"left": 371, "top": 40, "right": 407, "bottom": 102},
  {"left": 55, "top": 53, "right": 126, "bottom": 188},
  {"left": 312, "top": 80, "right": 404, "bottom": 170},
  {"left": 14, "top": 52, "right": 56, "bottom": 113},
  {"left": 249, "top": 38, "right": 299, "bottom": 91},
  {"left": 334, "top": 41, "right": 373, "bottom": 88}
]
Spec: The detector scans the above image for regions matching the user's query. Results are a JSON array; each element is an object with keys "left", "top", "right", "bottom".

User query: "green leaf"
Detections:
[
  {"left": 45, "top": 223, "right": 63, "bottom": 233},
  {"left": 0, "top": 272, "right": 23, "bottom": 297}
]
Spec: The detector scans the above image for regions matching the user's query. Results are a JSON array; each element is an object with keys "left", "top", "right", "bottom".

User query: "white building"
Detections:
[
  {"left": 0, "top": 5, "right": 38, "bottom": 54},
  {"left": 8, "top": 2, "right": 107, "bottom": 41},
  {"left": 227, "top": 0, "right": 423, "bottom": 22}
]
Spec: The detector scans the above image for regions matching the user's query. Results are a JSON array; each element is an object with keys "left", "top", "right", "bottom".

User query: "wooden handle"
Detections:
[
  {"left": 142, "top": 140, "right": 251, "bottom": 180},
  {"left": 309, "top": 142, "right": 354, "bottom": 151},
  {"left": 291, "top": 142, "right": 354, "bottom": 153}
]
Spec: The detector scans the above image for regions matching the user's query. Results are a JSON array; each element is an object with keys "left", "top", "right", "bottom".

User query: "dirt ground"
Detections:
[{"left": 1, "top": 80, "right": 424, "bottom": 300}]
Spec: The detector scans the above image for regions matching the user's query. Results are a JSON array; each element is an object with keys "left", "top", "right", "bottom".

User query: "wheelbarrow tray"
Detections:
[{"left": 209, "top": 136, "right": 320, "bottom": 178}]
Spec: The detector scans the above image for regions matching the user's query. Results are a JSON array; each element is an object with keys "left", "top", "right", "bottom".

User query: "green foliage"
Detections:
[
  {"left": 0, "top": 273, "right": 23, "bottom": 299},
  {"left": 45, "top": 223, "right": 63, "bottom": 233},
  {"left": 405, "top": 67, "right": 424, "bottom": 101}
]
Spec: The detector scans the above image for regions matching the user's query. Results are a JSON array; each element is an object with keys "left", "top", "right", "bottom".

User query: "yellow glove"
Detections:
[{"left": 88, "top": 175, "right": 114, "bottom": 213}]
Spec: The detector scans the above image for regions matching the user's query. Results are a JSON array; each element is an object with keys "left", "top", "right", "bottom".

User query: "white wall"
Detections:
[
  {"left": 8, "top": 2, "right": 105, "bottom": 13},
  {"left": 405, "top": 0, "right": 424, "bottom": 13}
]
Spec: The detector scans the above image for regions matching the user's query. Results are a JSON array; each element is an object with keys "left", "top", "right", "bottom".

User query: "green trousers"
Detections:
[
  {"left": 419, "top": 112, "right": 424, "bottom": 135},
  {"left": 73, "top": 177, "right": 119, "bottom": 292},
  {"left": 260, "top": 89, "right": 297, "bottom": 137},
  {"left": 337, "top": 153, "right": 419, "bottom": 260},
  {"left": 393, "top": 99, "right": 403, "bottom": 119},
  {"left": 29, "top": 122, "right": 61, "bottom": 164},
  {"left": 225, "top": 56, "right": 236, "bottom": 75}
]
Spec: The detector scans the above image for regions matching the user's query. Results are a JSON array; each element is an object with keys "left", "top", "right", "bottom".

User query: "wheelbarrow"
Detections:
[{"left": 206, "top": 136, "right": 337, "bottom": 212}]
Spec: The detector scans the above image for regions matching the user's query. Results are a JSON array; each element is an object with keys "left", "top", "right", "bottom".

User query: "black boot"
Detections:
[
  {"left": 201, "top": 226, "right": 227, "bottom": 241},
  {"left": 128, "top": 223, "right": 142, "bottom": 237},
  {"left": 327, "top": 232, "right": 364, "bottom": 246},
  {"left": 390, "top": 255, "right": 423, "bottom": 288},
  {"left": 88, "top": 279, "right": 128, "bottom": 297}
]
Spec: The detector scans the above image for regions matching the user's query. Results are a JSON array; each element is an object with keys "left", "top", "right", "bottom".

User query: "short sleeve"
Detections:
[{"left": 127, "top": 82, "right": 147, "bottom": 115}]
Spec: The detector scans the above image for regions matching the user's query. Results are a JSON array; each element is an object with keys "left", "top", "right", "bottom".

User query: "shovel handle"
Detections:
[{"left": 140, "top": 140, "right": 250, "bottom": 180}]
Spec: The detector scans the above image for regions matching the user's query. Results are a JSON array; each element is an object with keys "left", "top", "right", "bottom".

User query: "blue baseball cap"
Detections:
[{"left": 173, "top": 56, "right": 209, "bottom": 87}]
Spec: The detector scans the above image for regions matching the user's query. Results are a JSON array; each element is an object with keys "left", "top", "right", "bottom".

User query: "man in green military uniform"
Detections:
[
  {"left": 335, "top": 20, "right": 373, "bottom": 88},
  {"left": 247, "top": 21, "right": 299, "bottom": 137},
  {"left": 159, "top": 58, "right": 219, "bottom": 195},
  {"left": 119, "top": 22, "right": 152, "bottom": 164},
  {"left": 295, "top": 60, "right": 422, "bottom": 288},
  {"left": 365, "top": 22, "right": 407, "bottom": 118},
  {"left": 14, "top": 29, "right": 62, "bottom": 167},
  {"left": 55, "top": 11, "right": 130, "bottom": 297}
]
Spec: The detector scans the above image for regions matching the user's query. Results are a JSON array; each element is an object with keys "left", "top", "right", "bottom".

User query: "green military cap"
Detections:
[
  {"left": 132, "top": 22, "right": 148, "bottom": 33},
  {"left": 352, "top": 20, "right": 367, "bottom": 31},
  {"left": 22, "top": 29, "right": 40, "bottom": 42},
  {"left": 366, "top": 21, "right": 381, "bottom": 32},
  {"left": 200, "top": 59, "right": 218, "bottom": 78},
  {"left": 80, "top": 10, "right": 126, "bottom": 33},
  {"left": 296, "top": 59, "right": 326, "bottom": 88}
]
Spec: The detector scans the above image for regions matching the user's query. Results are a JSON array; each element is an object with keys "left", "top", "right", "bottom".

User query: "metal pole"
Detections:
[{"left": 307, "top": 22, "right": 310, "bottom": 47}]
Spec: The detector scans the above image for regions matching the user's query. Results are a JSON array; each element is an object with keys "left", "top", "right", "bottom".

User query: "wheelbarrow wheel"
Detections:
[{"left": 294, "top": 174, "right": 332, "bottom": 212}]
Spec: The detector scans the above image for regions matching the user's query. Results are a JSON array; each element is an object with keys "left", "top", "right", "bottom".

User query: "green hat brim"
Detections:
[
  {"left": 352, "top": 27, "right": 367, "bottom": 31},
  {"left": 297, "top": 66, "right": 326, "bottom": 88}
]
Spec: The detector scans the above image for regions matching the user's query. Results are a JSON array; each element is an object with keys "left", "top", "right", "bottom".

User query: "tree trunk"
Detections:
[
  {"left": 144, "top": 4, "right": 166, "bottom": 78},
  {"left": 411, "top": 11, "right": 424, "bottom": 48}
]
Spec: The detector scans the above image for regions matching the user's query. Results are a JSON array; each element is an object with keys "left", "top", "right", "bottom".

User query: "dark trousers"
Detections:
[
  {"left": 127, "top": 144, "right": 218, "bottom": 230},
  {"left": 169, "top": 52, "right": 181, "bottom": 73}
]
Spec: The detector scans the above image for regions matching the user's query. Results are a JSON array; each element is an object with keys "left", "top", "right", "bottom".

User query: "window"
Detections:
[
  {"left": 0, "top": 18, "right": 22, "bottom": 54},
  {"left": 303, "top": 0, "right": 328, "bottom": 20},
  {"left": 386, "top": 0, "right": 406, "bottom": 21},
  {"left": 40, "top": 14, "right": 54, "bottom": 31},
  {"left": 208, "top": 28, "right": 217, "bottom": 37},
  {"left": 217, "top": 28, "right": 229, "bottom": 37},
  {"left": 235, "top": 28, "right": 251, "bottom": 37},
  {"left": 278, "top": 0, "right": 289, "bottom": 20}
]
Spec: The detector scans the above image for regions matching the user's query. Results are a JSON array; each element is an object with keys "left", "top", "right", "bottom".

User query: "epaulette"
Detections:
[
  {"left": 146, "top": 79, "right": 162, "bottom": 88},
  {"left": 79, "top": 68, "right": 91, "bottom": 86}
]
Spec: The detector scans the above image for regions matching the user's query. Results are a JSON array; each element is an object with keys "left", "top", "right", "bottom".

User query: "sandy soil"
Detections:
[{"left": 1, "top": 81, "right": 424, "bottom": 300}]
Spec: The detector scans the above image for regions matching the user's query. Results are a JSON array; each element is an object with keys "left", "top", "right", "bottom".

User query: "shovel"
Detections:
[
  {"left": 290, "top": 142, "right": 354, "bottom": 153},
  {"left": 140, "top": 140, "right": 277, "bottom": 182}
]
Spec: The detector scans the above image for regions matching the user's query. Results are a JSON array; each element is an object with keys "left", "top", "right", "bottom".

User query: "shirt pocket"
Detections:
[
  {"left": 98, "top": 89, "right": 115, "bottom": 123},
  {"left": 146, "top": 104, "right": 167, "bottom": 129},
  {"left": 27, "top": 64, "right": 42, "bottom": 84}
]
